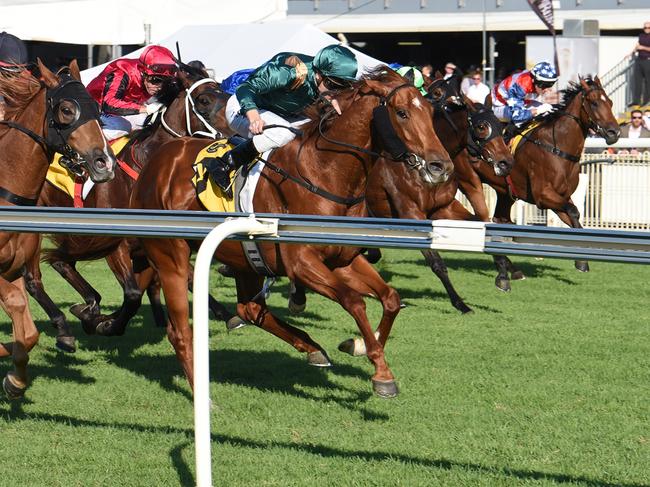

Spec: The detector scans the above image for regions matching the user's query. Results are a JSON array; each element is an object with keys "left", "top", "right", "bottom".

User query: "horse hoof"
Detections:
[
  {"left": 307, "top": 350, "right": 332, "bottom": 367},
  {"left": 495, "top": 277, "right": 511, "bottom": 292},
  {"left": 95, "top": 319, "right": 125, "bottom": 337},
  {"left": 3, "top": 373, "right": 26, "bottom": 400},
  {"left": 81, "top": 319, "right": 97, "bottom": 336},
  {"left": 372, "top": 379, "right": 398, "bottom": 398},
  {"left": 70, "top": 302, "right": 99, "bottom": 321},
  {"left": 338, "top": 338, "right": 368, "bottom": 357},
  {"left": 56, "top": 335, "right": 76, "bottom": 353},
  {"left": 288, "top": 298, "right": 306, "bottom": 314},
  {"left": 510, "top": 270, "right": 526, "bottom": 281},
  {"left": 575, "top": 260, "right": 590, "bottom": 272},
  {"left": 226, "top": 316, "right": 247, "bottom": 332},
  {"left": 457, "top": 303, "right": 474, "bottom": 314}
]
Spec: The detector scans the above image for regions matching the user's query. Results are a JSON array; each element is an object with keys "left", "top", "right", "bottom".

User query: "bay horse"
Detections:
[
  {"left": 130, "top": 67, "right": 454, "bottom": 397},
  {"left": 0, "top": 60, "right": 115, "bottom": 398},
  {"left": 288, "top": 73, "right": 514, "bottom": 325},
  {"left": 468, "top": 77, "right": 620, "bottom": 291},
  {"left": 23, "top": 64, "right": 232, "bottom": 353}
]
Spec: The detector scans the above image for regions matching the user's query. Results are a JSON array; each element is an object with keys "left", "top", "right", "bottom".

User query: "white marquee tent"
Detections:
[{"left": 80, "top": 21, "right": 384, "bottom": 84}]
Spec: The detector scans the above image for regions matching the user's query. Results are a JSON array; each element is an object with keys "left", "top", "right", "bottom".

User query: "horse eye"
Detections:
[{"left": 396, "top": 109, "right": 408, "bottom": 119}]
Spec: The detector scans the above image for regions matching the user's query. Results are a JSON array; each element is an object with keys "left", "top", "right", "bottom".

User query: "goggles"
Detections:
[
  {"left": 144, "top": 74, "right": 168, "bottom": 85},
  {"left": 323, "top": 76, "right": 352, "bottom": 90},
  {"left": 535, "top": 80, "right": 555, "bottom": 89},
  {"left": 143, "top": 63, "right": 176, "bottom": 76}
]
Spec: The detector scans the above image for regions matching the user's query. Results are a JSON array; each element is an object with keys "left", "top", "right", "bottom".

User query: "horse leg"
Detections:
[
  {"left": 142, "top": 238, "right": 195, "bottom": 387},
  {"left": 287, "top": 253, "right": 398, "bottom": 397},
  {"left": 288, "top": 280, "right": 307, "bottom": 314},
  {"left": 421, "top": 249, "right": 472, "bottom": 313},
  {"left": 142, "top": 270, "right": 166, "bottom": 328},
  {"left": 0, "top": 277, "right": 40, "bottom": 399},
  {"left": 555, "top": 202, "right": 589, "bottom": 272},
  {"left": 187, "top": 263, "right": 244, "bottom": 331},
  {"left": 335, "top": 255, "right": 402, "bottom": 364},
  {"left": 23, "top": 243, "right": 76, "bottom": 353},
  {"left": 51, "top": 260, "right": 103, "bottom": 334},
  {"left": 93, "top": 242, "right": 144, "bottom": 336},
  {"left": 491, "top": 193, "right": 524, "bottom": 290},
  {"left": 235, "top": 273, "right": 331, "bottom": 367}
]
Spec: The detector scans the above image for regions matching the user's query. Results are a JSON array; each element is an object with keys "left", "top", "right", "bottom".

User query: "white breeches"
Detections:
[{"left": 225, "top": 95, "right": 308, "bottom": 153}]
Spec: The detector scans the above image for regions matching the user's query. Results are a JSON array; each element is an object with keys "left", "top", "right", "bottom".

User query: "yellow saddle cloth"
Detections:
[
  {"left": 192, "top": 139, "right": 237, "bottom": 212},
  {"left": 509, "top": 121, "right": 541, "bottom": 155},
  {"left": 46, "top": 136, "right": 130, "bottom": 200}
]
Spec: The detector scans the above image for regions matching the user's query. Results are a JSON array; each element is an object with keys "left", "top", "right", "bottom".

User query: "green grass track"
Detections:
[{"left": 0, "top": 249, "right": 648, "bottom": 486}]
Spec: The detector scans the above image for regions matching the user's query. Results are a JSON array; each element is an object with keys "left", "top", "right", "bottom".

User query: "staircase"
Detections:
[{"left": 600, "top": 56, "right": 635, "bottom": 122}]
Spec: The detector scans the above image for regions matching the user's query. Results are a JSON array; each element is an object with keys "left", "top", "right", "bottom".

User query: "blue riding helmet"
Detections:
[{"left": 531, "top": 61, "right": 558, "bottom": 83}]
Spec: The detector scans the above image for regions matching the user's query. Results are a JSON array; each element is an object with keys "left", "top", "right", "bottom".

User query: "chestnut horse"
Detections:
[
  {"left": 0, "top": 60, "right": 115, "bottom": 398},
  {"left": 469, "top": 77, "right": 620, "bottom": 291},
  {"left": 23, "top": 65, "right": 231, "bottom": 353},
  {"left": 130, "top": 68, "right": 454, "bottom": 397},
  {"left": 288, "top": 76, "right": 514, "bottom": 318}
]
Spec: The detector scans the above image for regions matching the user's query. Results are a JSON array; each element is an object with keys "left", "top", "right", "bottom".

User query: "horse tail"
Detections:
[{"left": 41, "top": 235, "right": 122, "bottom": 264}]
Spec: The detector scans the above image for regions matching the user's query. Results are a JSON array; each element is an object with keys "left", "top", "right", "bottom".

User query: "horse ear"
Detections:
[
  {"left": 484, "top": 93, "right": 493, "bottom": 109},
  {"left": 594, "top": 75, "right": 601, "bottom": 86},
  {"left": 68, "top": 59, "right": 81, "bottom": 81},
  {"left": 37, "top": 58, "right": 59, "bottom": 88},
  {"left": 579, "top": 77, "right": 590, "bottom": 90},
  {"left": 462, "top": 93, "right": 476, "bottom": 110},
  {"left": 434, "top": 70, "right": 443, "bottom": 80},
  {"left": 364, "top": 79, "right": 393, "bottom": 98},
  {"left": 177, "top": 68, "right": 193, "bottom": 89}
]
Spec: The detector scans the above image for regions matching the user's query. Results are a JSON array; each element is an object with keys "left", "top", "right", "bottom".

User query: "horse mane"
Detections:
[
  {"left": 0, "top": 68, "right": 42, "bottom": 118},
  {"left": 534, "top": 77, "right": 595, "bottom": 124},
  {"left": 298, "top": 66, "right": 402, "bottom": 139}
]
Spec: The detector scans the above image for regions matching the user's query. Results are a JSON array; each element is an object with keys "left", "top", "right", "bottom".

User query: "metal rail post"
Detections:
[{"left": 192, "top": 216, "right": 278, "bottom": 487}]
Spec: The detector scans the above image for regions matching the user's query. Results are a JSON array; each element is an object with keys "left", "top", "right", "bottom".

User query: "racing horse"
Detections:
[
  {"left": 23, "top": 64, "right": 231, "bottom": 353},
  {"left": 288, "top": 73, "right": 514, "bottom": 320},
  {"left": 130, "top": 67, "right": 454, "bottom": 397},
  {"left": 470, "top": 77, "right": 620, "bottom": 291},
  {"left": 0, "top": 60, "right": 115, "bottom": 398}
]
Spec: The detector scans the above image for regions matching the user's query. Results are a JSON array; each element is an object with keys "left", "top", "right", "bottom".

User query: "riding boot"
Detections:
[{"left": 205, "top": 139, "right": 258, "bottom": 198}]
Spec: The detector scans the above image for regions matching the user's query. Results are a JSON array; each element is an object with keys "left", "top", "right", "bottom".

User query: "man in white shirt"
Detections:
[{"left": 465, "top": 72, "right": 490, "bottom": 104}]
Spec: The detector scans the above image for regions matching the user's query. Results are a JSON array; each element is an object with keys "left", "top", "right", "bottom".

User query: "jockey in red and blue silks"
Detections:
[{"left": 492, "top": 61, "right": 558, "bottom": 126}]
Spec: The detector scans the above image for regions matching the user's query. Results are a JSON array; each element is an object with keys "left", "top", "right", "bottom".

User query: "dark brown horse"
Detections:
[
  {"left": 288, "top": 73, "right": 514, "bottom": 322},
  {"left": 23, "top": 65, "right": 231, "bottom": 353},
  {"left": 130, "top": 68, "right": 454, "bottom": 397},
  {"left": 0, "top": 60, "right": 115, "bottom": 398},
  {"left": 466, "top": 77, "right": 620, "bottom": 291}
]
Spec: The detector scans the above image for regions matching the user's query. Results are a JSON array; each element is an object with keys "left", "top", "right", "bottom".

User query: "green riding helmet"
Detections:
[
  {"left": 396, "top": 66, "right": 427, "bottom": 96},
  {"left": 312, "top": 44, "right": 358, "bottom": 83}
]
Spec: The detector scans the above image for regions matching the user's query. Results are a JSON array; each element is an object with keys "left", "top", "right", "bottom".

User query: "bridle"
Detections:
[
  {"left": 159, "top": 78, "right": 223, "bottom": 138},
  {"left": 0, "top": 75, "right": 101, "bottom": 177},
  {"left": 0, "top": 74, "right": 102, "bottom": 204}
]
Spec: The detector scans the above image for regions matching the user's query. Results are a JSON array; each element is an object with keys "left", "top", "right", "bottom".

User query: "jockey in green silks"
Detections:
[{"left": 206, "top": 44, "right": 358, "bottom": 196}]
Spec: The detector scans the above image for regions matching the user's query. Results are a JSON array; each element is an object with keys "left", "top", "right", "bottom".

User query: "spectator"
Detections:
[
  {"left": 465, "top": 71, "right": 491, "bottom": 104},
  {"left": 629, "top": 21, "right": 650, "bottom": 107},
  {"left": 620, "top": 110, "right": 650, "bottom": 138},
  {"left": 443, "top": 62, "right": 458, "bottom": 80},
  {"left": 421, "top": 64, "right": 433, "bottom": 78},
  {"left": 86, "top": 45, "right": 178, "bottom": 139},
  {"left": 643, "top": 109, "right": 650, "bottom": 130}
]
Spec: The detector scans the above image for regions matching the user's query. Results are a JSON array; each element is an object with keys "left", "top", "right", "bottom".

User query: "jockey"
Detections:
[
  {"left": 492, "top": 61, "right": 558, "bottom": 127},
  {"left": 86, "top": 45, "right": 178, "bottom": 139},
  {"left": 0, "top": 31, "right": 29, "bottom": 120},
  {"left": 395, "top": 66, "right": 428, "bottom": 96},
  {"left": 206, "top": 44, "right": 358, "bottom": 195}
]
